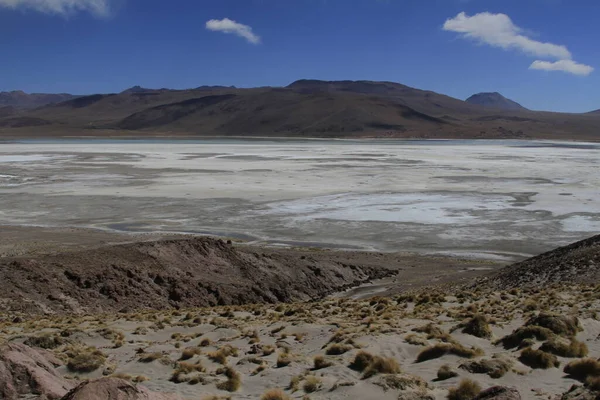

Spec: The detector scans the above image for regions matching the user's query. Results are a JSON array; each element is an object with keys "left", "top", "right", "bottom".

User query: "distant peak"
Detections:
[
  {"left": 121, "top": 85, "right": 150, "bottom": 94},
  {"left": 466, "top": 92, "right": 527, "bottom": 111}
]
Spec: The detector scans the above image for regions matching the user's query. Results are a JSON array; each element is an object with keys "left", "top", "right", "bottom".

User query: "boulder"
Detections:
[
  {"left": 0, "top": 342, "right": 73, "bottom": 400},
  {"left": 475, "top": 386, "right": 521, "bottom": 400},
  {"left": 559, "top": 385, "right": 600, "bottom": 400},
  {"left": 60, "top": 377, "right": 181, "bottom": 400}
]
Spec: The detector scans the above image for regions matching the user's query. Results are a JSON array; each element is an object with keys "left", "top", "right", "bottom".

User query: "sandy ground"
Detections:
[
  {"left": 3, "top": 282, "right": 598, "bottom": 400},
  {"left": 0, "top": 139, "right": 598, "bottom": 260}
]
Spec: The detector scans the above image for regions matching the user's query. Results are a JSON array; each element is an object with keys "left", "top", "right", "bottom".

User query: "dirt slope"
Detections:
[{"left": 0, "top": 237, "right": 396, "bottom": 315}]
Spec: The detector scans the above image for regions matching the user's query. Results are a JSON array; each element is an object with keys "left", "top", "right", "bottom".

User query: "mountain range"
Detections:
[{"left": 1, "top": 81, "right": 598, "bottom": 140}]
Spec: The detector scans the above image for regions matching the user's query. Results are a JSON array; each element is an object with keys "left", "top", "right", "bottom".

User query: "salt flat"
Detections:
[{"left": 0, "top": 139, "right": 598, "bottom": 259}]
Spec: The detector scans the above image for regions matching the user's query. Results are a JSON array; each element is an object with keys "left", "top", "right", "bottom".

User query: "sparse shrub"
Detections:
[
  {"left": 405, "top": 334, "right": 428, "bottom": 346},
  {"left": 180, "top": 347, "right": 202, "bottom": 360},
  {"left": 170, "top": 361, "right": 206, "bottom": 383},
  {"left": 416, "top": 343, "right": 483, "bottom": 363},
  {"left": 447, "top": 379, "right": 481, "bottom": 400},
  {"left": 526, "top": 313, "right": 581, "bottom": 337},
  {"left": 313, "top": 355, "right": 333, "bottom": 370},
  {"left": 363, "top": 356, "right": 401, "bottom": 379},
  {"left": 459, "top": 358, "right": 512, "bottom": 378},
  {"left": 540, "top": 339, "right": 588, "bottom": 358},
  {"left": 519, "top": 347, "right": 559, "bottom": 369},
  {"left": 261, "top": 389, "right": 291, "bottom": 400},
  {"left": 262, "top": 345, "right": 276, "bottom": 356},
  {"left": 271, "top": 325, "right": 285, "bottom": 335},
  {"left": 138, "top": 352, "right": 163, "bottom": 363},
  {"left": 375, "top": 374, "right": 428, "bottom": 391},
  {"left": 303, "top": 375, "right": 322, "bottom": 393},
  {"left": 200, "top": 338, "right": 212, "bottom": 347},
  {"left": 24, "top": 333, "right": 66, "bottom": 349},
  {"left": 66, "top": 346, "right": 106, "bottom": 373},
  {"left": 216, "top": 366, "right": 241, "bottom": 392},
  {"left": 498, "top": 325, "right": 555, "bottom": 349},
  {"left": 208, "top": 345, "right": 238, "bottom": 365},
  {"left": 460, "top": 315, "right": 492, "bottom": 338},
  {"left": 276, "top": 352, "right": 292, "bottom": 368},
  {"left": 437, "top": 364, "right": 458, "bottom": 380},
  {"left": 132, "top": 375, "right": 148, "bottom": 383},
  {"left": 564, "top": 358, "right": 600, "bottom": 381},
  {"left": 133, "top": 326, "right": 148, "bottom": 335},
  {"left": 586, "top": 376, "right": 600, "bottom": 391},
  {"left": 349, "top": 351, "right": 375, "bottom": 372},
  {"left": 288, "top": 375, "right": 302, "bottom": 392},
  {"left": 326, "top": 343, "right": 352, "bottom": 355}
]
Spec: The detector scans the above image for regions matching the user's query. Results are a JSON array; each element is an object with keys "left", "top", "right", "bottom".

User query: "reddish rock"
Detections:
[
  {"left": 0, "top": 343, "right": 73, "bottom": 400},
  {"left": 60, "top": 377, "right": 181, "bottom": 400}
]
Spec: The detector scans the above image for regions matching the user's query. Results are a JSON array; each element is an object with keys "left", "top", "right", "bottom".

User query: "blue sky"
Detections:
[{"left": 1, "top": 0, "right": 598, "bottom": 112}]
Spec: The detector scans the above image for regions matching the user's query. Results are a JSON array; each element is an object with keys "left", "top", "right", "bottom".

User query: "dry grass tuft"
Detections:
[
  {"left": 447, "top": 379, "right": 482, "bottom": 400},
  {"left": 180, "top": 346, "right": 202, "bottom": 360},
  {"left": 208, "top": 345, "right": 238, "bottom": 365},
  {"left": 525, "top": 313, "right": 580, "bottom": 337},
  {"left": 66, "top": 346, "right": 106, "bottom": 373},
  {"left": 325, "top": 343, "right": 353, "bottom": 355},
  {"left": 564, "top": 358, "right": 600, "bottom": 381},
  {"left": 497, "top": 325, "right": 554, "bottom": 349},
  {"left": 216, "top": 366, "right": 241, "bottom": 392},
  {"left": 24, "top": 333, "right": 67, "bottom": 349},
  {"left": 261, "top": 389, "right": 291, "bottom": 400},
  {"left": 138, "top": 352, "right": 164, "bottom": 363},
  {"left": 349, "top": 351, "right": 375, "bottom": 372},
  {"left": 459, "top": 357, "right": 513, "bottom": 378},
  {"left": 437, "top": 364, "right": 458, "bottom": 380},
  {"left": 519, "top": 347, "right": 559, "bottom": 369},
  {"left": 416, "top": 343, "right": 483, "bottom": 363},
  {"left": 348, "top": 350, "right": 400, "bottom": 378},
  {"left": 540, "top": 338, "right": 588, "bottom": 358},
  {"left": 303, "top": 375, "right": 322, "bottom": 393},
  {"left": 363, "top": 356, "right": 401, "bottom": 379},
  {"left": 276, "top": 352, "right": 293, "bottom": 368},
  {"left": 313, "top": 355, "right": 333, "bottom": 370},
  {"left": 460, "top": 315, "right": 492, "bottom": 339}
]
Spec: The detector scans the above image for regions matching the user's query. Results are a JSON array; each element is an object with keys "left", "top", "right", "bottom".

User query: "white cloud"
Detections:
[
  {"left": 206, "top": 18, "right": 260, "bottom": 44},
  {"left": 530, "top": 59, "right": 594, "bottom": 76},
  {"left": 443, "top": 12, "right": 571, "bottom": 59},
  {"left": 0, "top": 0, "right": 109, "bottom": 16},
  {"left": 443, "top": 11, "right": 593, "bottom": 76}
]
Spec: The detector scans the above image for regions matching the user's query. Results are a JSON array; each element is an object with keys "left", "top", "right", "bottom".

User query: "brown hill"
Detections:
[
  {"left": 475, "top": 234, "right": 600, "bottom": 289},
  {"left": 1, "top": 80, "right": 599, "bottom": 140},
  {"left": 0, "top": 237, "right": 395, "bottom": 315}
]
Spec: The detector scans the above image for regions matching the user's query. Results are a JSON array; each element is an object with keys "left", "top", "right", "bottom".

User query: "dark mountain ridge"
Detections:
[{"left": 1, "top": 80, "right": 598, "bottom": 140}]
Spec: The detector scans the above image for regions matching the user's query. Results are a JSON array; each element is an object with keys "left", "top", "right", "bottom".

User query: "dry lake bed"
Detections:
[{"left": 0, "top": 138, "right": 598, "bottom": 261}]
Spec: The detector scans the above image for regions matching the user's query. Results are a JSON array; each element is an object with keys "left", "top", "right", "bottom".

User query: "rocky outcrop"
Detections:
[
  {"left": 60, "top": 378, "right": 180, "bottom": 400},
  {"left": 0, "top": 343, "right": 73, "bottom": 400},
  {"left": 475, "top": 234, "right": 600, "bottom": 289},
  {"left": 475, "top": 386, "right": 521, "bottom": 400}
]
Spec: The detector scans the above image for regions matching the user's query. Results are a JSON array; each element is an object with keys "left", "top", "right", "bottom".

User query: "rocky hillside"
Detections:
[
  {"left": 475, "top": 234, "right": 600, "bottom": 289},
  {"left": 0, "top": 237, "right": 395, "bottom": 315}
]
